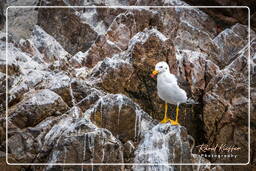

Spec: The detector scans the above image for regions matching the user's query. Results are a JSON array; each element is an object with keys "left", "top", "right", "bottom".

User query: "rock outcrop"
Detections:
[
  {"left": 134, "top": 124, "right": 202, "bottom": 171},
  {"left": 88, "top": 93, "right": 156, "bottom": 142},
  {"left": 8, "top": 89, "right": 69, "bottom": 128},
  {"left": 1, "top": 0, "right": 255, "bottom": 171}
]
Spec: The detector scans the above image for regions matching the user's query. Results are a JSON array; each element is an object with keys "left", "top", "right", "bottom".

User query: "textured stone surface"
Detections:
[
  {"left": 203, "top": 27, "right": 256, "bottom": 164},
  {"left": 8, "top": 89, "right": 69, "bottom": 128},
  {"left": 134, "top": 124, "right": 212, "bottom": 171},
  {"left": 37, "top": 1, "right": 98, "bottom": 55},
  {"left": 88, "top": 94, "right": 156, "bottom": 142},
  {"left": 0, "top": 0, "right": 254, "bottom": 170},
  {"left": 4, "top": 0, "right": 38, "bottom": 41}
]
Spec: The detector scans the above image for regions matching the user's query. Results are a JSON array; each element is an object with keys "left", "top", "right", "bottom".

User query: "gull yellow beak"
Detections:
[{"left": 150, "top": 70, "right": 159, "bottom": 78}]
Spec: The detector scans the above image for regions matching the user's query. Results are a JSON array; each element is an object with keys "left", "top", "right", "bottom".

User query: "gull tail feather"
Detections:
[{"left": 186, "top": 98, "right": 199, "bottom": 104}]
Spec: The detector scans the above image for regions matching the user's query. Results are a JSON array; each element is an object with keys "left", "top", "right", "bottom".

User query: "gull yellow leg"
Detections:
[
  {"left": 171, "top": 105, "right": 180, "bottom": 125},
  {"left": 160, "top": 103, "right": 169, "bottom": 124}
]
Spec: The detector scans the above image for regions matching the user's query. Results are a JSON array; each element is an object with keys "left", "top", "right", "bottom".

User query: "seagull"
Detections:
[{"left": 150, "top": 61, "right": 187, "bottom": 125}]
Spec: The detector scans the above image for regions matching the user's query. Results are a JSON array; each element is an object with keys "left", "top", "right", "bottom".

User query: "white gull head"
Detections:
[{"left": 154, "top": 61, "right": 170, "bottom": 74}]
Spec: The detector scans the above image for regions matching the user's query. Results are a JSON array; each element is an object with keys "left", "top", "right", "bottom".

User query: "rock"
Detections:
[
  {"left": 129, "top": 28, "right": 176, "bottom": 70},
  {"left": 0, "top": 72, "right": 6, "bottom": 116},
  {"left": 70, "top": 80, "right": 105, "bottom": 112},
  {"left": 8, "top": 115, "right": 66, "bottom": 162},
  {"left": 0, "top": 41, "right": 21, "bottom": 76},
  {"left": 252, "top": 12, "right": 256, "bottom": 32},
  {"left": 20, "top": 25, "right": 71, "bottom": 64},
  {"left": 184, "top": 0, "right": 255, "bottom": 30},
  {"left": 68, "top": 0, "right": 130, "bottom": 6},
  {"left": 87, "top": 94, "right": 156, "bottom": 143},
  {"left": 8, "top": 130, "right": 37, "bottom": 162},
  {"left": 0, "top": 116, "right": 21, "bottom": 149},
  {"left": 133, "top": 1, "right": 217, "bottom": 38},
  {"left": 0, "top": 118, "right": 5, "bottom": 145},
  {"left": 79, "top": 7, "right": 221, "bottom": 146},
  {"left": 77, "top": 9, "right": 161, "bottom": 68},
  {"left": 4, "top": 0, "right": 38, "bottom": 41},
  {"left": 176, "top": 50, "right": 209, "bottom": 98},
  {"left": 35, "top": 72, "right": 72, "bottom": 106},
  {"left": 173, "top": 6, "right": 217, "bottom": 38},
  {"left": 126, "top": 28, "right": 177, "bottom": 117},
  {"left": 0, "top": 1, "right": 5, "bottom": 30},
  {"left": 0, "top": 151, "right": 24, "bottom": 170},
  {"left": 249, "top": 38, "right": 256, "bottom": 171},
  {"left": 123, "top": 140, "right": 136, "bottom": 163},
  {"left": 106, "top": 9, "right": 162, "bottom": 50},
  {"left": 212, "top": 24, "right": 251, "bottom": 68},
  {"left": 8, "top": 89, "right": 69, "bottom": 128},
  {"left": 191, "top": 154, "right": 214, "bottom": 170},
  {"left": 5, "top": 25, "right": 73, "bottom": 106},
  {"left": 69, "top": 51, "right": 87, "bottom": 68},
  {"left": 78, "top": 7, "right": 126, "bottom": 35},
  {"left": 203, "top": 39, "right": 251, "bottom": 163},
  {"left": 37, "top": 0, "right": 98, "bottom": 55},
  {"left": 134, "top": 124, "right": 208, "bottom": 170},
  {"left": 74, "top": 6, "right": 217, "bottom": 69},
  {"left": 66, "top": 0, "right": 128, "bottom": 34},
  {"left": 87, "top": 55, "right": 134, "bottom": 93},
  {"left": 2, "top": 1, "right": 254, "bottom": 169},
  {"left": 75, "top": 35, "right": 122, "bottom": 68},
  {"left": 8, "top": 70, "right": 50, "bottom": 106},
  {"left": 1, "top": 33, "right": 49, "bottom": 106},
  {"left": 34, "top": 114, "right": 125, "bottom": 170},
  {"left": 87, "top": 28, "right": 220, "bottom": 144}
]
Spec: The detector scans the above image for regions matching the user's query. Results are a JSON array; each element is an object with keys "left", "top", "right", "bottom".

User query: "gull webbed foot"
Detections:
[
  {"left": 160, "top": 117, "right": 170, "bottom": 124},
  {"left": 170, "top": 119, "right": 180, "bottom": 126}
]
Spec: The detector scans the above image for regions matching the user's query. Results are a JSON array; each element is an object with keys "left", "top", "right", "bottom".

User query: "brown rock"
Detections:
[
  {"left": 203, "top": 38, "right": 251, "bottom": 163},
  {"left": 0, "top": 117, "right": 20, "bottom": 147},
  {"left": 212, "top": 24, "right": 250, "bottom": 68},
  {"left": 37, "top": 2, "right": 98, "bottom": 55},
  {"left": 0, "top": 39, "right": 21, "bottom": 76},
  {"left": 78, "top": 9, "right": 161, "bottom": 68},
  {"left": 76, "top": 35, "right": 122, "bottom": 68},
  {"left": 6, "top": 25, "right": 74, "bottom": 107},
  {"left": 184, "top": 0, "right": 255, "bottom": 30},
  {"left": 70, "top": 80, "right": 105, "bottom": 112},
  {"left": 0, "top": 1, "right": 4, "bottom": 30},
  {"left": 5, "top": 113, "right": 127, "bottom": 168},
  {"left": 8, "top": 130, "right": 37, "bottom": 162},
  {"left": 89, "top": 94, "right": 156, "bottom": 143},
  {"left": 19, "top": 25, "right": 71, "bottom": 64},
  {"left": 0, "top": 72, "right": 6, "bottom": 116},
  {"left": 176, "top": 50, "right": 210, "bottom": 98},
  {"left": 126, "top": 28, "right": 177, "bottom": 119},
  {"left": 87, "top": 28, "right": 220, "bottom": 144},
  {"left": 0, "top": 151, "right": 24, "bottom": 170},
  {"left": 35, "top": 72, "right": 72, "bottom": 106},
  {"left": 176, "top": 25, "right": 255, "bottom": 166},
  {"left": 8, "top": 89, "right": 69, "bottom": 128},
  {"left": 37, "top": 115, "right": 125, "bottom": 170},
  {"left": 88, "top": 55, "right": 134, "bottom": 94},
  {"left": 134, "top": 124, "right": 200, "bottom": 170}
]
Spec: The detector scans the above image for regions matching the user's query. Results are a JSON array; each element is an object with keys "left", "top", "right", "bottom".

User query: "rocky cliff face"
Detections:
[{"left": 1, "top": 0, "right": 255, "bottom": 171}]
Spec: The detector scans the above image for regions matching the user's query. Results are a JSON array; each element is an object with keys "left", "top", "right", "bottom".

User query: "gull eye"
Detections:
[{"left": 159, "top": 66, "right": 163, "bottom": 68}]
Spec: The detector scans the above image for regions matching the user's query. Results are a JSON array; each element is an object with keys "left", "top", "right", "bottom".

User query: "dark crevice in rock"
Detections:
[
  {"left": 192, "top": 94, "right": 207, "bottom": 145},
  {"left": 184, "top": 0, "right": 256, "bottom": 31}
]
